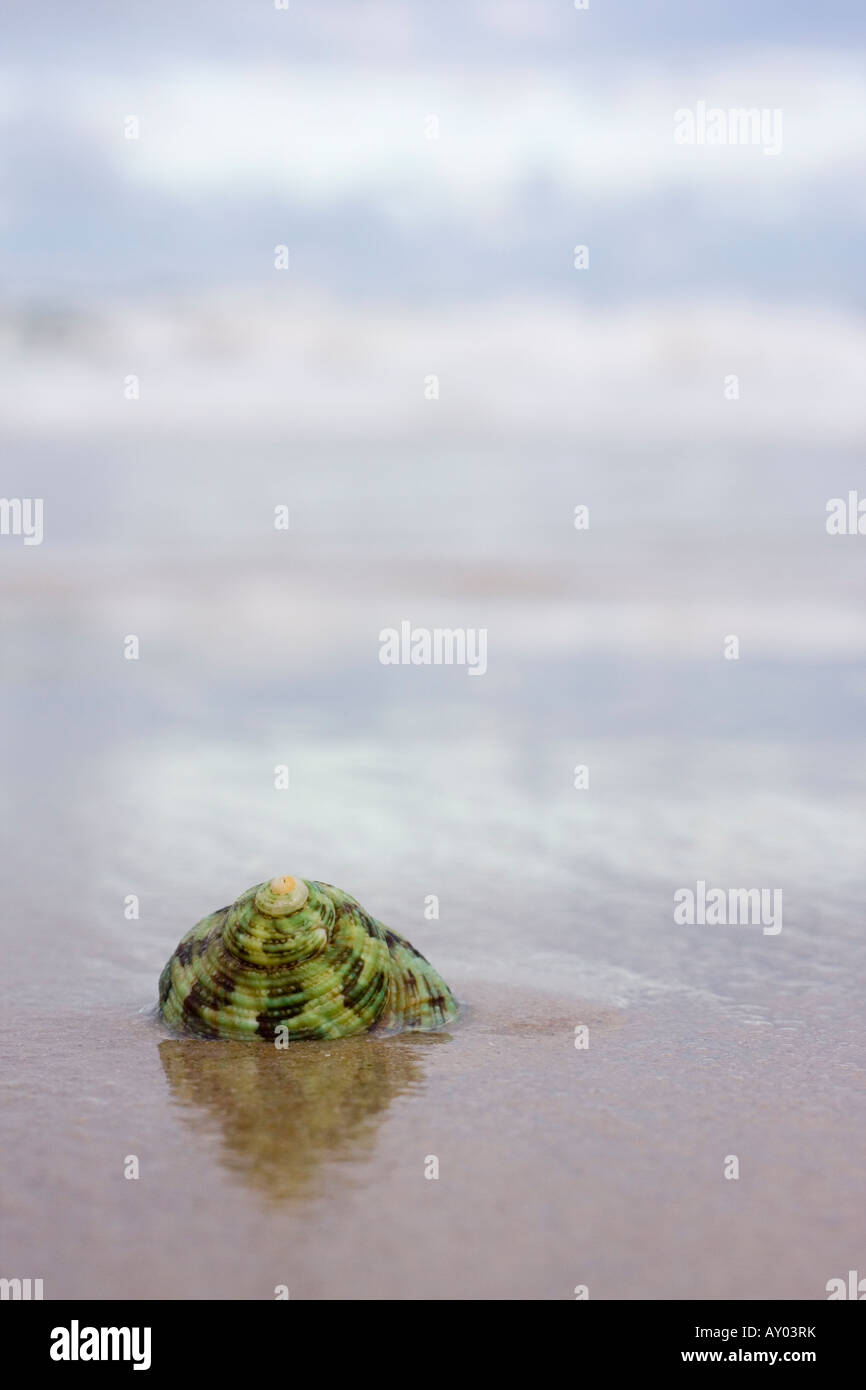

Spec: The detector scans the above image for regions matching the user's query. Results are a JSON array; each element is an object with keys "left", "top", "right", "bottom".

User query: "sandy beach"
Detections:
[
  {"left": 2, "top": 976, "right": 863, "bottom": 1299},
  {"left": 2, "top": 545, "right": 865, "bottom": 1299}
]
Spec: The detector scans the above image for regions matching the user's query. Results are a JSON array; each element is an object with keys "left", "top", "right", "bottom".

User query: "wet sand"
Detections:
[
  {"left": 2, "top": 980, "right": 861, "bottom": 1300},
  {"left": 2, "top": 554, "right": 865, "bottom": 1298}
]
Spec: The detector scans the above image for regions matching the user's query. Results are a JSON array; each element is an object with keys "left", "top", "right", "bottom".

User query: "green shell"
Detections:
[{"left": 158, "top": 875, "right": 458, "bottom": 1040}]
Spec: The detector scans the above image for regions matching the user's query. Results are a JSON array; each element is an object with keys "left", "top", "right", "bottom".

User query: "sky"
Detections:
[
  {"left": 0, "top": 2, "right": 863, "bottom": 305},
  {"left": 0, "top": 1, "right": 863, "bottom": 600}
]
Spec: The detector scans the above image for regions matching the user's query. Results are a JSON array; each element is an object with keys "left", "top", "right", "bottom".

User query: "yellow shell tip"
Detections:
[{"left": 254, "top": 875, "right": 309, "bottom": 917}]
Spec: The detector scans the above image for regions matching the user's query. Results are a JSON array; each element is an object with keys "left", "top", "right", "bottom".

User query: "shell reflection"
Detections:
[{"left": 159, "top": 1033, "right": 448, "bottom": 1203}]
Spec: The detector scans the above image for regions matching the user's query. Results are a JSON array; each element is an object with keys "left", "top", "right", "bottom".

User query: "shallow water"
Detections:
[{"left": 1, "top": 550, "right": 864, "bottom": 1298}]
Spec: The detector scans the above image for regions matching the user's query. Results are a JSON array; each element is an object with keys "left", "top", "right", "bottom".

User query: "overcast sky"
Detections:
[
  {"left": 1, "top": 3, "right": 863, "bottom": 305},
  {"left": 2, "top": 3, "right": 863, "bottom": 552}
]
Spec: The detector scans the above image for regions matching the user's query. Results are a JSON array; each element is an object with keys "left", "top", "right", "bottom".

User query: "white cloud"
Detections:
[{"left": 26, "top": 51, "right": 865, "bottom": 214}]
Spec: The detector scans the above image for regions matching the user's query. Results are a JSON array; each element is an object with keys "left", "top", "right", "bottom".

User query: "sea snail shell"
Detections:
[{"left": 158, "top": 876, "right": 458, "bottom": 1040}]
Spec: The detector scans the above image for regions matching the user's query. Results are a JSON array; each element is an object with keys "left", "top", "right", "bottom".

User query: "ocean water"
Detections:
[
  {"left": 2, "top": 535, "right": 864, "bottom": 1298},
  {"left": 2, "top": 318, "right": 865, "bottom": 1299},
  {"left": 4, "top": 535, "right": 865, "bottom": 1015}
]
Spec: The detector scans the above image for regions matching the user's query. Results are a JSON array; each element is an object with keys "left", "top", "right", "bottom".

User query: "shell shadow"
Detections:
[{"left": 158, "top": 1033, "right": 448, "bottom": 1204}]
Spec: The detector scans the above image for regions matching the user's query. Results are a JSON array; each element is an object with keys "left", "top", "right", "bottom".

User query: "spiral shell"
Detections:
[{"left": 158, "top": 876, "right": 458, "bottom": 1040}]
